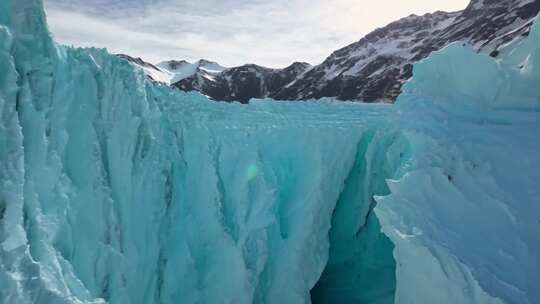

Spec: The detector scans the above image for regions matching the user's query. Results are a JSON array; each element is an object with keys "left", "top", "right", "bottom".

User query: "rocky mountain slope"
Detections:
[
  {"left": 274, "top": 0, "right": 540, "bottom": 102},
  {"left": 120, "top": 0, "right": 540, "bottom": 103},
  {"left": 173, "top": 62, "right": 312, "bottom": 103}
]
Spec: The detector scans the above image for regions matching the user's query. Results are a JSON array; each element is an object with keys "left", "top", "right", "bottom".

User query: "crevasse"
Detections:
[{"left": 0, "top": 1, "right": 539, "bottom": 304}]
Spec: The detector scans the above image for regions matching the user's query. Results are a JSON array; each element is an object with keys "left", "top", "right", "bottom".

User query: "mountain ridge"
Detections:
[{"left": 119, "top": 0, "right": 540, "bottom": 103}]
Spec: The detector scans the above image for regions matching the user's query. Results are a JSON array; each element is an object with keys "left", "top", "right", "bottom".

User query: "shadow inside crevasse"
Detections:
[
  {"left": 311, "top": 130, "right": 403, "bottom": 304},
  {"left": 311, "top": 213, "right": 396, "bottom": 304}
]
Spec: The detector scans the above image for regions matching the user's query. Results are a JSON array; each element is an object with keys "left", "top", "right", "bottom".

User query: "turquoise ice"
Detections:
[{"left": 0, "top": 0, "right": 539, "bottom": 303}]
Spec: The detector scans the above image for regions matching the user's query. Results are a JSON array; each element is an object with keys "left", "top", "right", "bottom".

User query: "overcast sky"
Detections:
[{"left": 44, "top": 0, "right": 469, "bottom": 68}]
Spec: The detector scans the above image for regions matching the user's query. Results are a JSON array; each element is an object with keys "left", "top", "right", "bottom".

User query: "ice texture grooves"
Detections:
[
  {"left": 1, "top": 0, "right": 540, "bottom": 304},
  {"left": 0, "top": 1, "right": 397, "bottom": 303},
  {"left": 375, "top": 26, "right": 540, "bottom": 303}
]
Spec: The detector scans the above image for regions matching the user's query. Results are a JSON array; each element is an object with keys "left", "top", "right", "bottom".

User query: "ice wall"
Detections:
[
  {"left": 0, "top": 1, "right": 398, "bottom": 303},
  {"left": 310, "top": 130, "right": 402, "bottom": 304},
  {"left": 1, "top": 0, "right": 539, "bottom": 304},
  {"left": 375, "top": 22, "right": 540, "bottom": 304}
]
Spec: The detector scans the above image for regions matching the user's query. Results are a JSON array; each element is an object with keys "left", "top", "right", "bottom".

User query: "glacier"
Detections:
[{"left": 0, "top": 0, "right": 539, "bottom": 304}]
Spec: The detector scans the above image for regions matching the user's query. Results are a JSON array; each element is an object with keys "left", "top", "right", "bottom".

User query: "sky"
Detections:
[{"left": 43, "top": 0, "right": 469, "bottom": 68}]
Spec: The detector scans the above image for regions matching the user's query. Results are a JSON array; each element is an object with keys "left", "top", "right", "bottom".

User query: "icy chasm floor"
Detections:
[{"left": 1, "top": 0, "right": 540, "bottom": 304}]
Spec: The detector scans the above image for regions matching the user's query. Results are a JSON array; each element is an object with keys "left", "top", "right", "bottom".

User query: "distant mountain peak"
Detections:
[
  {"left": 120, "top": 0, "right": 540, "bottom": 103},
  {"left": 272, "top": 0, "right": 540, "bottom": 102}
]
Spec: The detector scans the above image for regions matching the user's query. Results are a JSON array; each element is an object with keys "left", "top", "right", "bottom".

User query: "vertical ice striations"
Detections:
[
  {"left": 311, "top": 130, "right": 405, "bottom": 304},
  {"left": 375, "top": 19, "right": 540, "bottom": 304},
  {"left": 1, "top": 0, "right": 540, "bottom": 304},
  {"left": 0, "top": 0, "right": 398, "bottom": 303}
]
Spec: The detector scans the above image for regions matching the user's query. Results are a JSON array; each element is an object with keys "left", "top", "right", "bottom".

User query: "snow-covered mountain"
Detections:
[
  {"left": 274, "top": 0, "right": 540, "bottom": 102},
  {"left": 116, "top": 55, "right": 227, "bottom": 86},
  {"left": 173, "top": 62, "right": 312, "bottom": 103},
  {"left": 120, "top": 0, "right": 540, "bottom": 103},
  {"left": 117, "top": 54, "right": 312, "bottom": 103},
  {"left": 157, "top": 59, "right": 227, "bottom": 84},
  {"left": 116, "top": 54, "right": 170, "bottom": 83}
]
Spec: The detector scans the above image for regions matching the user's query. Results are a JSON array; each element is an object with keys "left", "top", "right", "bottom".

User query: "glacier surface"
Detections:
[{"left": 0, "top": 0, "right": 539, "bottom": 304}]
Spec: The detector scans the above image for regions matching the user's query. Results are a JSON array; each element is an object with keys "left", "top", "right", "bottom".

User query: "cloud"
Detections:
[{"left": 44, "top": 0, "right": 469, "bottom": 67}]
